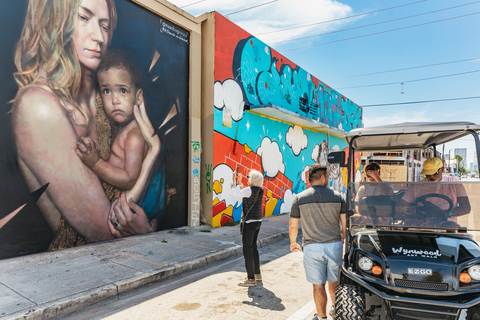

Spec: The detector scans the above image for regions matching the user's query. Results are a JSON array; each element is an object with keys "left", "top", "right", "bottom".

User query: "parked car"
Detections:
[{"left": 329, "top": 122, "right": 480, "bottom": 320}]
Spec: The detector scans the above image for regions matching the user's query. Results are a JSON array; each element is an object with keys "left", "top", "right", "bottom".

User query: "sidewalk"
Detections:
[{"left": 0, "top": 214, "right": 293, "bottom": 320}]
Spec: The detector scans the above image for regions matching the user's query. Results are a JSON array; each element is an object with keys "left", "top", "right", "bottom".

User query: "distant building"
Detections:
[{"left": 454, "top": 148, "right": 467, "bottom": 168}]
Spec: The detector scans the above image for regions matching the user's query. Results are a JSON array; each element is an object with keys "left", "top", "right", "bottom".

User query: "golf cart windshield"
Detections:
[{"left": 350, "top": 181, "right": 480, "bottom": 236}]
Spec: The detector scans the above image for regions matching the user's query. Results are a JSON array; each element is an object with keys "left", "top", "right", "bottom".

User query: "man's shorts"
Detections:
[{"left": 303, "top": 241, "right": 343, "bottom": 285}]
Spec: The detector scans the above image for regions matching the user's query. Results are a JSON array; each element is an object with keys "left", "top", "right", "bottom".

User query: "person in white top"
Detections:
[{"left": 231, "top": 169, "right": 264, "bottom": 287}]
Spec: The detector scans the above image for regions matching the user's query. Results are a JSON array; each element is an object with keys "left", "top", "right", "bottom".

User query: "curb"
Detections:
[{"left": 5, "top": 230, "right": 292, "bottom": 320}]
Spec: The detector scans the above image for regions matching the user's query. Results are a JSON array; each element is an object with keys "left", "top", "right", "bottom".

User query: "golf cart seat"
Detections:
[{"left": 356, "top": 195, "right": 395, "bottom": 225}]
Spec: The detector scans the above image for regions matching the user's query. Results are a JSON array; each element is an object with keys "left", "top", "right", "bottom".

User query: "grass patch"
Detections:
[
  {"left": 224, "top": 221, "right": 240, "bottom": 227},
  {"left": 199, "top": 229, "right": 212, "bottom": 233}
]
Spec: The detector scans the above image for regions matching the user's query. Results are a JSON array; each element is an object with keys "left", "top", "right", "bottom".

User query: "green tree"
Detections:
[
  {"left": 454, "top": 155, "right": 467, "bottom": 175},
  {"left": 454, "top": 155, "right": 462, "bottom": 172}
]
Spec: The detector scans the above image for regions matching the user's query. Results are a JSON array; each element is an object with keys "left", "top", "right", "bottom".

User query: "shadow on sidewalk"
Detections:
[{"left": 243, "top": 282, "right": 285, "bottom": 311}]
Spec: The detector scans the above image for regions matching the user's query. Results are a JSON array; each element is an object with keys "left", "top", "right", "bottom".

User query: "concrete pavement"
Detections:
[{"left": 0, "top": 214, "right": 294, "bottom": 320}]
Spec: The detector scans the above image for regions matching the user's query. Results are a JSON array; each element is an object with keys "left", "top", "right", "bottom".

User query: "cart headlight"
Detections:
[
  {"left": 358, "top": 256, "right": 373, "bottom": 271},
  {"left": 468, "top": 265, "right": 480, "bottom": 281}
]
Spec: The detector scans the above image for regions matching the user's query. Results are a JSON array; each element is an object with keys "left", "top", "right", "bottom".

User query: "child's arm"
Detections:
[
  {"left": 77, "top": 131, "right": 145, "bottom": 191},
  {"left": 75, "top": 136, "right": 100, "bottom": 168}
]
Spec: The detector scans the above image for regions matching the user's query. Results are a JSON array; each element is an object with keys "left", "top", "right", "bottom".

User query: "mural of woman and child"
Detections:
[{"left": 0, "top": 0, "right": 190, "bottom": 259}]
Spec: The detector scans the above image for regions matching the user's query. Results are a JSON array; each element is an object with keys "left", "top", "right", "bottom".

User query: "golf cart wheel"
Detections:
[
  {"left": 464, "top": 305, "right": 480, "bottom": 320},
  {"left": 335, "top": 284, "right": 366, "bottom": 320}
]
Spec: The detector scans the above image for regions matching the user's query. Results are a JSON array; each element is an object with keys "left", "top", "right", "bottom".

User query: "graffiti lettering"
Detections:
[
  {"left": 193, "top": 156, "right": 200, "bottom": 164},
  {"left": 191, "top": 141, "right": 200, "bottom": 153},
  {"left": 205, "top": 163, "right": 212, "bottom": 194},
  {"left": 159, "top": 18, "right": 189, "bottom": 44},
  {"left": 299, "top": 96, "right": 308, "bottom": 114},
  {"left": 193, "top": 169, "right": 199, "bottom": 178},
  {"left": 234, "top": 37, "right": 361, "bottom": 131},
  {"left": 191, "top": 176, "right": 200, "bottom": 226}
]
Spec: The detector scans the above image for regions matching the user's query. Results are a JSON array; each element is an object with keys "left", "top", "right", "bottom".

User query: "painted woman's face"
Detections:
[{"left": 73, "top": 0, "right": 111, "bottom": 71}]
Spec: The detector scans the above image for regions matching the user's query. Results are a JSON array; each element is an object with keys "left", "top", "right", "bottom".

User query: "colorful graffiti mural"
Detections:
[
  {"left": 0, "top": 0, "right": 189, "bottom": 259},
  {"left": 211, "top": 13, "right": 361, "bottom": 227}
]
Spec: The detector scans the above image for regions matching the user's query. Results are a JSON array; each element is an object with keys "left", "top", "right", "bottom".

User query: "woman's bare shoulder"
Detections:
[
  {"left": 14, "top": 85, "right": 63, "bottom": 113},
  {"left": 13, "top": 85, "right": 69, "bottom": 123}
]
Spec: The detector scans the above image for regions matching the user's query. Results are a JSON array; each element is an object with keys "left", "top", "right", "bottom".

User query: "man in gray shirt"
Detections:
[{"left": 289, "top": 164, "right": 346, "bottom": 320}]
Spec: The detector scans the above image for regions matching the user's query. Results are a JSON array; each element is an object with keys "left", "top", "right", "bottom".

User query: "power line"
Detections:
[
  {"left": 361, "top": 96, "right": 480, "bottom": 107},
  {"left": 257, "top": 0, "right": 427, "bottom": 36},
  {"left": 337, "top": 69, "right": 480, "bottom": 89},
  {"left": 270, "top": 1, "right": 480, "bottom": 45},
  {"left": 180, "top": 0, "right": 205, "bottom": 9},
  {"left": 280, "top": 11, "right": 480, "bottom": 52},
  {"left": 225, "top": 0, "right": 278, "bottom": 16},
  {"left": 324, "top": 57, "right": 480, "bottom": 81}
]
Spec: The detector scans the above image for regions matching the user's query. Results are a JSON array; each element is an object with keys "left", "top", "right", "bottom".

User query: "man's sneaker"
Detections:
[
  {"left": 311, "top": 313, "right": 327, "bottom": 320},
  {"left": 238, "top": 279, "right": 257, "bottom": 287},
  {"left": 329, "top": 306, "right": 335, "bottom": 319},
  {"left": 255, "top": 274, "right": 262, "bottom": 281}
]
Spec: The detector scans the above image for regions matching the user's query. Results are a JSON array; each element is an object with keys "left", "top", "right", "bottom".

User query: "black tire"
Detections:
[
  {"left": 335, "top": 284, "right": 366, "bottom": 320},
  {"left": 466, "top": 305, "right": 480, "bottom": 320}
]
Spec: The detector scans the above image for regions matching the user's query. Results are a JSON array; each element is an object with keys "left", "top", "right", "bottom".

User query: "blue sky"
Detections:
[{"left": 168, "top": 0, "right": 480, "bottom": 167}]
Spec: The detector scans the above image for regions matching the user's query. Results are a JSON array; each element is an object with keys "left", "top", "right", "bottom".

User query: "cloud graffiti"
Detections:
[
  {"left": 301, "top": 165, "right": 309, "bottom": 184},
  {"left": 280, "top": 189, "right": 296, "bottom": 214},
  {"left": 257, "top": 137, "right": 285, "bottom": 178},
  {"left": 214, "top": 79, "right": 245, "bottom": 121},
  {"left": 286, "top": 125, "right": 308, "bottom": 156}
]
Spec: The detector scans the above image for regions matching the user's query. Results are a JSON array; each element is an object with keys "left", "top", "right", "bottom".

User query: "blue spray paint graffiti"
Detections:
[{"left": 233, "top": 37, "right": 361, "bottom": 132}]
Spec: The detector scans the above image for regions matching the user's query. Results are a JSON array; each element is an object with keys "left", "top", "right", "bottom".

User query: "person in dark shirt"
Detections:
[{"left": 289, "top": 164, "right": 346, "bottom": 320}]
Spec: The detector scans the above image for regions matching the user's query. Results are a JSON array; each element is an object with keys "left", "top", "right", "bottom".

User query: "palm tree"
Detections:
[{"left": 454, "top": 154, "right": 464, "bottom": 174}]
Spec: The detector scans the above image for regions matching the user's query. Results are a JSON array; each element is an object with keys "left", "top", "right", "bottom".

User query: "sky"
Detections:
[{"left": 167, "top": 0, "right": 480, "bottom": 167}]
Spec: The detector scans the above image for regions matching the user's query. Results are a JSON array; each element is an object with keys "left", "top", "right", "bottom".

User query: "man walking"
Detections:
[{"left": 289, "top": 164, "right": 346, "bottom": 320}]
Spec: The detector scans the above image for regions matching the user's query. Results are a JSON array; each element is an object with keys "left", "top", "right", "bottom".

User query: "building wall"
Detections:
[
  {"left": 0, "top": 0, "right": 201, "bottom": 259},
  {"left": 455, "top": 148, "right": 467, "bottom": 168},
  {"left": 207, "top": 13, "right": 362, "bottom": 227}
]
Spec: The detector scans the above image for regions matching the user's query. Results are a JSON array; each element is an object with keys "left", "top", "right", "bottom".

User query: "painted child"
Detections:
[{"left": 76, "top": 52, "right": 147, "bottom": 201}]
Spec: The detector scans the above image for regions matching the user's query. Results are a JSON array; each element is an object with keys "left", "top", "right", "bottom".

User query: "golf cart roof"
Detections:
[{"left": 345, "top": 122, "right": 480, "bottom": 152}]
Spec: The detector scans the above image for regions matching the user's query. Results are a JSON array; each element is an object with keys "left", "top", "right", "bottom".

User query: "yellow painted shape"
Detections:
[
  {"left": 213, "top": 179, "right": 223, "bottom": 195},
  {"left": 342, "top": 167, "right": 348, "bottom": 189},
  {"left": 244, "top": 144, "right": 252, "bottom": 154},
  {"left": 264, "top": 189, "right": 278, "bottom": 217},
  {"left": 212, "top": 204, "right": 234, "bottom": 227}
]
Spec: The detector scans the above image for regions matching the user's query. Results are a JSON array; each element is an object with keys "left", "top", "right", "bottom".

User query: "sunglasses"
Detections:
[{"left": 426, "top": 170, "right": 441, "bottom": 176}]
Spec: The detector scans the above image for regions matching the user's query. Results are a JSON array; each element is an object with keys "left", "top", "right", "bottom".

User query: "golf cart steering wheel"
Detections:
[{"left": 411, "top": 193, "right": 454, "bottom": 218}]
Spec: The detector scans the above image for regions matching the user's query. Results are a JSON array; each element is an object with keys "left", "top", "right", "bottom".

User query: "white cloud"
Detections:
[
  {"left": 301, "top": 165, "right": 309, "bottom": 184},
  {"left": 362, "top": 106, "right": 431, "bottom": 128},
  {"left": 280, "top": 189, "right": 296, "bottom": 214},
  {"left": 212, "top": 164, "right": 241, "bottom": 209},
  {"left": 286, "top": 125, "right": 308, "bottom": 156},
  {"left": 214, "top": 79, "right": 245, "bottom": 121},
  {"left": 257, "top": 137, "right": 285, "bottom": 178},
  {"left": 311, "top": 144, "right": 320, "bottom": 162},
  {"left": 169, "top": 0, "right": 354, "bottom": 45}
]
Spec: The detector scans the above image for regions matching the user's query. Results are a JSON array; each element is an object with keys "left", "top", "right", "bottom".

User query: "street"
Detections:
[{"left": 60, "top": 238, "right": 333, "bottom": 320}]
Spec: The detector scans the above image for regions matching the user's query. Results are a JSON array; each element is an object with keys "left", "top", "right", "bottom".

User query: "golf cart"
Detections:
[{"left": 328, "top": 122, "right": 480, "bottom": 320}]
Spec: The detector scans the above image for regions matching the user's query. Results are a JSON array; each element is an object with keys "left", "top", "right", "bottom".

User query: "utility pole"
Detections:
[{"left": 449, "top": 149, "right": 452, "bottom": 173}]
